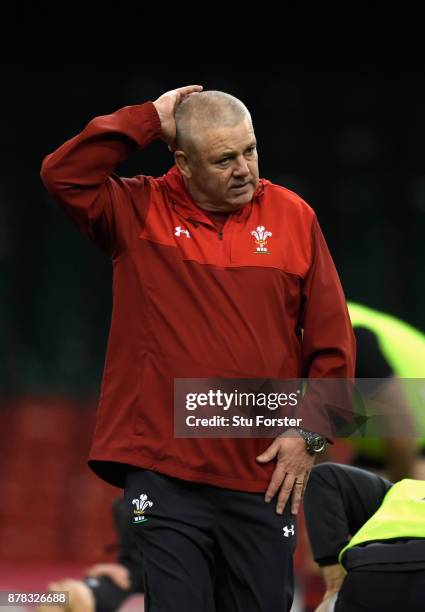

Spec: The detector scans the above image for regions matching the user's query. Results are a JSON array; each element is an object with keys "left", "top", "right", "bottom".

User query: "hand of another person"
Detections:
[
  {"left": 37, "top": 579, "right": 95, "bottom": 612},
  {"left": 85, "top": 562, "right": 131, "bottom": 590}
]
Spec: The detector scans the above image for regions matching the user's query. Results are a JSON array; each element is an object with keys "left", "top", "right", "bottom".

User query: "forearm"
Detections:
[
  {"left": 321, "top": 563, "right": 345, "bottom": 597},
  {"left": 297, "top": 218, "right": 356, "bottom": 438},
  {"left": 300, "top": 218, "right": 356, "bottom": 381}
]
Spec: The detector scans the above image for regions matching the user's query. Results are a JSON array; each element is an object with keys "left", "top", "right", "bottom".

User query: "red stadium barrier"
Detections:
[{"left": 0, "top": 397, "right": 119, "bottom": 564}]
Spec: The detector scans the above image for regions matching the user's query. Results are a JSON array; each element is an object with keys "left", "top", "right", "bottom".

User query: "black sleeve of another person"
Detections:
[
  {"left": 304, "top": 463, "right": 392, "bottom": 566},
  {"left": 85, "top": 498, "right": 144, "bottom": 612}
]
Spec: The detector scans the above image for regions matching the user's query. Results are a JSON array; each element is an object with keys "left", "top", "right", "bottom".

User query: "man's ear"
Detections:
[{"left": 174, "top": 150, "right": 192, "bottom": 179}]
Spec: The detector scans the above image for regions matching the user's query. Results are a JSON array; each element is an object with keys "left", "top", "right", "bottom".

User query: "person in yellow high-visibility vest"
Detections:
[
  {"left": 304, "top": 462, "right": 425, "bottom": 612},
  {"left": 347, "top": 302, "right": 425, "bottom": 481}
]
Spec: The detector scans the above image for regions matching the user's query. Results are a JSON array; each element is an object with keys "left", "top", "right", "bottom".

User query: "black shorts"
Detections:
[
  {"left": 124, "top": 469, "right": 296, "bottom": 612},
  {"left": 335, "top": 568, "right": 425, "bottom": 612}
]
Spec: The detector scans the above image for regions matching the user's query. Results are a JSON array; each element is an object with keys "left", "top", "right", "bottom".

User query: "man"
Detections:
[
  {"left": 304, "top": 462, "right": 425, "bottom": 611},
  {"left": 41, "top": 85, "right": 355, "bottom": 611},
  {"left": 348, "top": 301, "right": 425, "bottom": 481}
]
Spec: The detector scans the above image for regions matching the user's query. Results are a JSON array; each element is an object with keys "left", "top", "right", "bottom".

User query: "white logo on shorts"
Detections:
[
  {"left": 282, "top": 524, "right": 295, "bottom": 537},
  {"left": 132, "top": 493, "right": 153, "bottom": 524}
]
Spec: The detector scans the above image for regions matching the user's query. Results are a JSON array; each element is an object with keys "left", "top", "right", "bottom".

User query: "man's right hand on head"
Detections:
[{"left": 153, "top": 85, "right": 203, "bottom": 148}]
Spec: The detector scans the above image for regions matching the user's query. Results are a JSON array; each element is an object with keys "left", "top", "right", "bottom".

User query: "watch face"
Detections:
[
  {"left": 299, "top": 429, "right": 327, "bottom": 454},
  {"left": 310, "top": 436, "right": 326, "bottom": 453}
]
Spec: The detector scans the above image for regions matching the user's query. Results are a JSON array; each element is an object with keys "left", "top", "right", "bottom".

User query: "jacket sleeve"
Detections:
[
  {"left": 304, "top": 463, "right": 392, "bottom": 566},
  {"left": 297, "top": 215, "right": 356, "bottom": 438},
  {"left": 40, "top": 102, "right": 162, "bottom": 256}
]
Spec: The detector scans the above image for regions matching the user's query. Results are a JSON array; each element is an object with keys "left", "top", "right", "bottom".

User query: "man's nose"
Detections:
[{"left": 233, "top": 157, "right": 250, "bottom": 177}]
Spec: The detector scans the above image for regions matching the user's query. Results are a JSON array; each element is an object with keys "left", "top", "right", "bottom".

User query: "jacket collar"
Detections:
[{"left": 162, "top": 166, "right": 268, "bottom": 225}]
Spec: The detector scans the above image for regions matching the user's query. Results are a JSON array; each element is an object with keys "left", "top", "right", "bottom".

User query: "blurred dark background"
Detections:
[{"left": 2, "top": 65, "right": 425, "bottom": 396}]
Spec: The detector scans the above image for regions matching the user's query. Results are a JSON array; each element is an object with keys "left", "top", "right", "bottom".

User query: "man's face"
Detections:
[{"left": 184, "top": 119, "right": 259, "bottom": 212}]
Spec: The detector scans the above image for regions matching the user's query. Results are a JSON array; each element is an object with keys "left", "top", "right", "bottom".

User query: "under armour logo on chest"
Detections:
[{"left": 175, "top": 226, "right": 191, "bottom": 238}]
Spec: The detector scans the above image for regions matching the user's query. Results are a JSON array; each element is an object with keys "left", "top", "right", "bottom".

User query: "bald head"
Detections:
[{"left": 175, "top": 90, "right": 252, "bottom": 156}]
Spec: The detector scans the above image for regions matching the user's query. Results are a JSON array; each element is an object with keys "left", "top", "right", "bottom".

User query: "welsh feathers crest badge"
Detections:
[
  {"left": 251, "top": 225, "right": 272, "bottom": 254},
  {"left": 132, "top": 493, "right": 153, "bottom": 524}
]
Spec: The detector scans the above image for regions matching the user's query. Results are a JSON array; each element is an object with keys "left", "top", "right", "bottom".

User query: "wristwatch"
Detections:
[{"left": 297, "top": 428, "right": 327, "bottom": 455}]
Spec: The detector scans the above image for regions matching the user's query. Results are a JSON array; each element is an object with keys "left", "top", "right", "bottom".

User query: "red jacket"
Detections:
[{"left": 41, "top": 102, "right": 355, "bottom": 491}]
